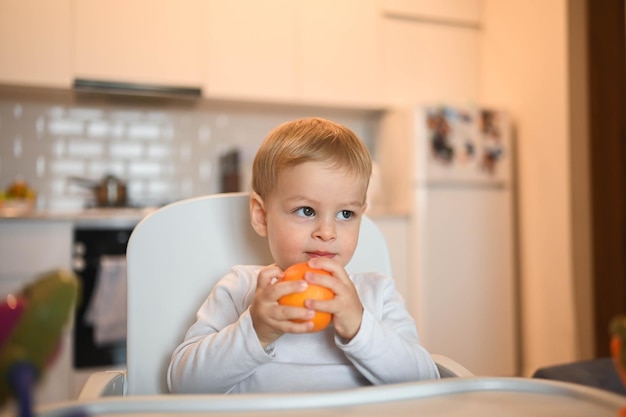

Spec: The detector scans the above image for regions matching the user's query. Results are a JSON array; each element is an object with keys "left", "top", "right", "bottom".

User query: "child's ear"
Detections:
[{"left": 249, "top": 192, "right": 268, "bottom": 237}]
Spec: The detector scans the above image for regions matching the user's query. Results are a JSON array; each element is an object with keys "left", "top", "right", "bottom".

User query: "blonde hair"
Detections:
[{"left": 252, "top": 117, "right": 372, "bottom": 199}]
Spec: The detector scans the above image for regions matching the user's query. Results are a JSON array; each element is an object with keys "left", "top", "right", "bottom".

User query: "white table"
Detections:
[{"left": 34, "top": 377, "right": 626, "bottom": 417}]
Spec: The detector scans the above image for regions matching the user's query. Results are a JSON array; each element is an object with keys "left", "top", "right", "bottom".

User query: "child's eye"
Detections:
[
  {"left": 295, "top": 207, "right": 315, "bottom": 217},
  {"left": 336, "top": 210, "right": 354, "bottom": 220}
]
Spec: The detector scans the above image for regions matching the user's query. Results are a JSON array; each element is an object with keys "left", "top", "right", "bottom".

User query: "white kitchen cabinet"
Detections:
[
  {"left": 204, "top": 0, "right": 296, "bottom": 102},
  {"left": 296, "top": 0, "right": 381, "bottom": 108},
  {"left": 380, "top": 13, "right": 480, "bottom": 105},
  {"left": 1, "top": 0, "right": 479, "bottom": 109},
  {"left": 0, "top": 219, "right": 75, "bottom": 409},
  {"left": 203, "top": 0, "right": 381, "bottom": 108},
  {"left": 73, "top": 0, "right": 204, "bottom": 87},
  {"left": 0, "top": 220, "right": 73, "bottom": 290},
  {"left": 0, "top": 0, "right": 72, "bottom": 87}
]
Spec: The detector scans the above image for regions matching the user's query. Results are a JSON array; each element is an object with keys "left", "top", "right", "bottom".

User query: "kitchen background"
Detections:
[
  {"left": 0, "top": 97, "right": 379, "bottom": 210},
  {"left": 2, "top": 0, "right": 623, "bottom": 408}
]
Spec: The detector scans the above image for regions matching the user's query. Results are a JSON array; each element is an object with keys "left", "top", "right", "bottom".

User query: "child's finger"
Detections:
[
  {"left": 256, "top": 265, "right": 283, "bottom": 288},
  {"left": 274, "top": 279, "right": 309, "bottom": 298}
]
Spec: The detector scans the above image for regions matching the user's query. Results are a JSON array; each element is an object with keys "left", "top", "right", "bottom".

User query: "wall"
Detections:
[
  {"left": 0, "top": 91, "right": 380, "bottom": 210},
  {"left": 567, "top": 0, "right": 593, "bottom": 362},
  {"left": 479, "top": 0, "right": 588, "bottom": 375}
]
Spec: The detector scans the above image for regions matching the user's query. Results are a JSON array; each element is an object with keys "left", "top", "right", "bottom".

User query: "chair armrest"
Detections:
[
  {"left": 432, "top": 354, "right": 474, "bottom": 378},
  {"left": 77, "top": 370, "right": 127, "bottom": 399}
]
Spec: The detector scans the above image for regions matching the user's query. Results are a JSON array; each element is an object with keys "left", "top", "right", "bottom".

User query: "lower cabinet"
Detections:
[{"left": 0, "top": 220, "right": 76, "bottom": 409}]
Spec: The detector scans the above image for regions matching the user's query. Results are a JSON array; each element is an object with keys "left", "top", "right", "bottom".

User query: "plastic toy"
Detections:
[
  {"left": 0, "top": 269, "right": 85, "bottom": 417},
  {"left": 610, "top": 314, "right": 626, "bottom": 417}
]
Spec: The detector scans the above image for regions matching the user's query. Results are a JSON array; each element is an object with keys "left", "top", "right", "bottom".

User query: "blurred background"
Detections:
[{"left": 0, "top": 0, "right": 624, "bottom": 406}]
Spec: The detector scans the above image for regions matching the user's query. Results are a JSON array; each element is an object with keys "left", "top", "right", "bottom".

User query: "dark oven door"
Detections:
[{"left": 72, "top": 228, "right": 131, "bottom": 369}]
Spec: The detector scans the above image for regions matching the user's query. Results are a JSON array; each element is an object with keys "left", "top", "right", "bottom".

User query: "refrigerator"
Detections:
[{"left": 375, "top": 105, "right": 518, "bottom": 376}]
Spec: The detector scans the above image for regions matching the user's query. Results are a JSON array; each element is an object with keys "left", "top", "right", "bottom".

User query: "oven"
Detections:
[{"left": 72, "top": 227, "right": 132, "bottom": 370}]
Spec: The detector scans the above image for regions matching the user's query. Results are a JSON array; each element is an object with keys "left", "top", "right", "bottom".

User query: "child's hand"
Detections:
[
  {"left": 304, "top": 258, "right": 363, "bottom": 341},
  {"left": 249, "top": 264, "right": 316, "bottom": 348}
]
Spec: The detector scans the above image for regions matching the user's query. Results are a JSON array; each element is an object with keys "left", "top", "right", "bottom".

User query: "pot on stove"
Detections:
[{"left": 70, "top": 175, "right": 128, "bottom": 207}]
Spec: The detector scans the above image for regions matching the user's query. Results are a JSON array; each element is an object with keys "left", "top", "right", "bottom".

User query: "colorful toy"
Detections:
[
  {"left": 610, "top": 314, "right": 626, "bottom": 417},
  {"left": 0, "top": 269, "right": 82, "bottom": 417}
]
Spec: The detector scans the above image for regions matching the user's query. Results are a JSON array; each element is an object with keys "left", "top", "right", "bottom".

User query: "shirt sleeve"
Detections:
[
  {"left": 167, "top": 267, "right": 272, "bottom": 393},
  {"left": 335, "top": 273, "right": 440, "bottom": 383}
]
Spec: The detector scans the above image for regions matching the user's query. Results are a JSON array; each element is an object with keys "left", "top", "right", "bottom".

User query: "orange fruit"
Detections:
[{"left": 278, "top": 262, "right": 334, "bottom": 332}]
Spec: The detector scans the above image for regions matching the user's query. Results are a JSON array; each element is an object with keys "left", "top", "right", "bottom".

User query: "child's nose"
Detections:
[{"left": 314, "top": 219, "right": 336, "bottom": 241}]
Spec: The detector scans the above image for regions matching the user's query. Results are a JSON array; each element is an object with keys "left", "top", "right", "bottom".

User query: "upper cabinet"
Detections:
[
  {"left": 203, "top": 0, "right": 296, "bottom": 102},
  {"left": 296, "top": 0, "right": 381, "bottom": 108},
  {"left": 0, "top": 0, "right": 72, "bottom": 87},
  {"left": 379, "top": 0, "right": 481, "bottom": 105},
  {"left": 203, "top": 0, "right": 381, "bottom": 108},
  {"left": 380, "top": 15, "right": 480, "bottom": 105},
  {"left": 73, "top": 0, "right": 204, "bottom": 87},
  {"left": 0, "top": 0, "right": 480, "bottom": 109}
]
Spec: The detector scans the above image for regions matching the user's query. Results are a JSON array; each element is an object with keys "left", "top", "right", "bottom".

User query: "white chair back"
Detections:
[{"left": 125, "top": 192, "right": 392, "bottom": 395}]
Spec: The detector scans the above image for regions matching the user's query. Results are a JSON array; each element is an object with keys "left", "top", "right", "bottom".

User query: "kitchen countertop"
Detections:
[
  {"left": 0, "top": 206, "right": 158, "bottom": 229},
  {"left": 0, "top": 203, "right": 409, "bottom": 229}
]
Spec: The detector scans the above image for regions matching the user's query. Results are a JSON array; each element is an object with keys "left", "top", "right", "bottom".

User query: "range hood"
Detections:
[{"left": 73, "top": 79, "right": 202, "bottom": 99}]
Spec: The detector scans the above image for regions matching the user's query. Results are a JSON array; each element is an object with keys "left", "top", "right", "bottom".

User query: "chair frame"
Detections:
[{"left": 79, "top": 193, "right": 472, "bottom": 399}]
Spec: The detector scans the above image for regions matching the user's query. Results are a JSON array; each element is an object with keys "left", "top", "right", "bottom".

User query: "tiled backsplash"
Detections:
[{"left": 0, "top": 95, "right": 380, "bottom": 210}]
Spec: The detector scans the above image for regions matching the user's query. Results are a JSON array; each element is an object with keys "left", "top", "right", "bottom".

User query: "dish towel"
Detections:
[{"left": 84, "top": 255, "right": 127, "bottom": 345}]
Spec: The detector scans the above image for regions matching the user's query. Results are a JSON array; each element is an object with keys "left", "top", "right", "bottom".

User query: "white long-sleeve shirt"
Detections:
[{"left": 167, "top": 265, "right": 439, "bottom": 394}]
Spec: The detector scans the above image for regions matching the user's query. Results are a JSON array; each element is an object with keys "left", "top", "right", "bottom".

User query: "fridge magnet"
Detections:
[
  {"left": 426, "top": 107, "right": 476, "bottom": 166},
  {"left": 480, "top": 110, "right": 505, "bottom": 175},
  {"left": 426, "top": 108, "right": 454, "bottom": 164}
]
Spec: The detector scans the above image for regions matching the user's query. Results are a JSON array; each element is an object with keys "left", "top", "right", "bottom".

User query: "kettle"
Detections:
[{"left": 70, "top": 175, "right": 128, "bottom": 207}]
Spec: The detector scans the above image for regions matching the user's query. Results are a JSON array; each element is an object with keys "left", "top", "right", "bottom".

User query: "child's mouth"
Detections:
[{"left": 307, "top": 251, "right": 335, "bottom": 258}]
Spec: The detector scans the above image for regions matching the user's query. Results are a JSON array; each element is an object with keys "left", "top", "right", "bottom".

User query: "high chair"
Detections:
[{"left": 78, "top": 192, "right": 472, "bottom": 399}]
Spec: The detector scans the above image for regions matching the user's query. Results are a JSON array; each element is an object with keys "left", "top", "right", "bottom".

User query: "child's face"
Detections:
[{"left": 252, "top": 161, "right": 368, "bottom": 270}]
